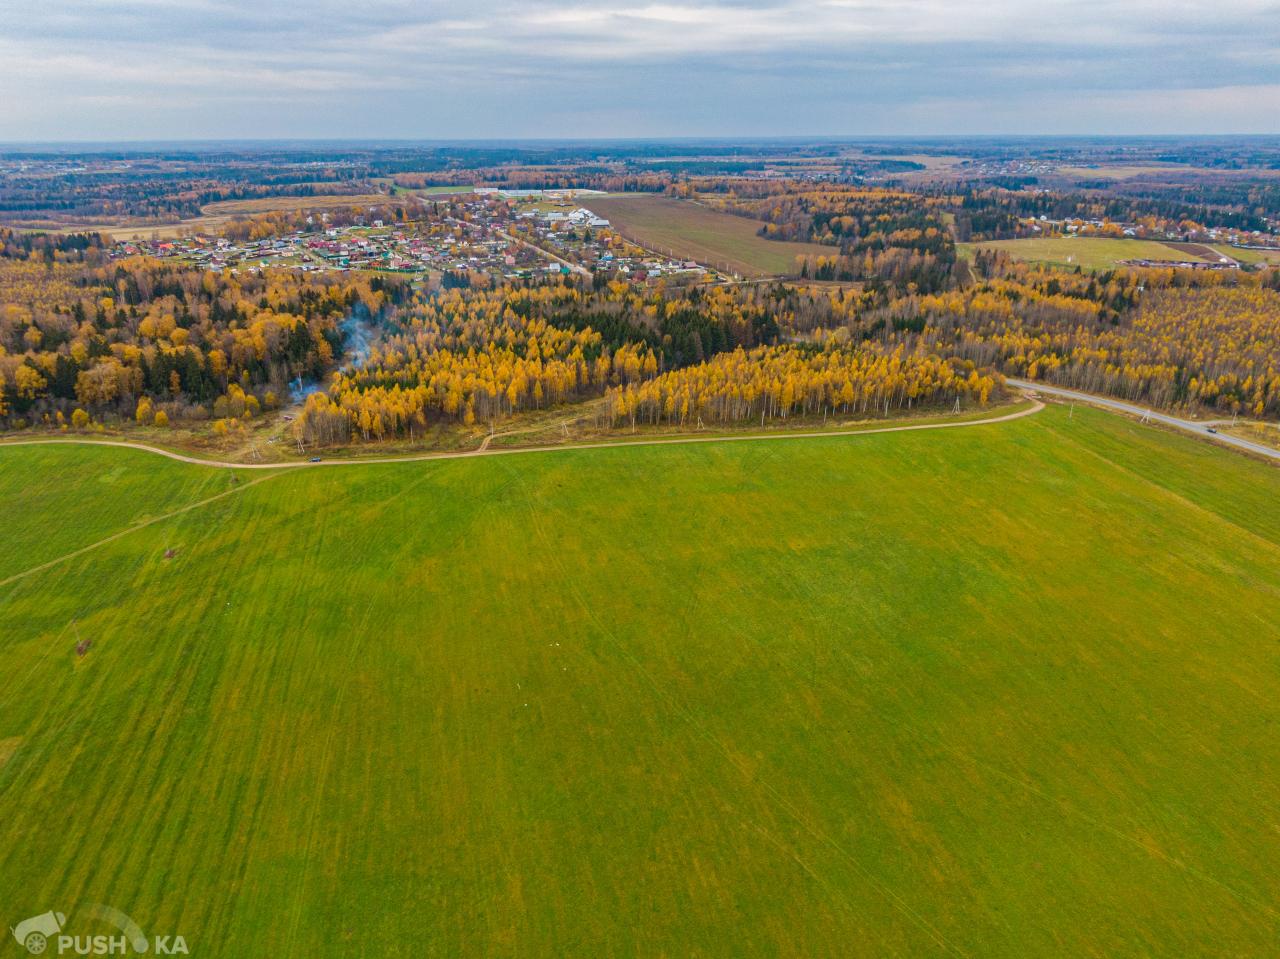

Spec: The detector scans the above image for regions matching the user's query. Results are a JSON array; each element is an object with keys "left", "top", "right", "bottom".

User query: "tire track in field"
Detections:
[
  {"left": 280, "top": 597, "right": 374, "bottom": 958},
  {"left": 0, "top": 473, "right": 281, "bottom": 591},
  {"left": 1050, "top": 419, "right": 1280, "bottom": 561},
  {"left": 499, "top": 461, "right": 968, "bottom": 956},
  {"left": 501, "top": 445, "right": 1280, "bottom": 949},
  {"left": 712, "top": 557, "right": 1280, "bottom": 928}
]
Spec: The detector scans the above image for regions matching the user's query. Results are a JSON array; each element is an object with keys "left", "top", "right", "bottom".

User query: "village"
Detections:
[
  {"left": 1026, "top": 213, "right": 1280, "bottom": 249},
  {"left": 112, "top": 189, "right": 715, "bottom": 288}
]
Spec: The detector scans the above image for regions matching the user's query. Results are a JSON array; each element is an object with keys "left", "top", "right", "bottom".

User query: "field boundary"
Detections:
[{"left": 0, "top": 400, "right": 1045, "bottom": 471}]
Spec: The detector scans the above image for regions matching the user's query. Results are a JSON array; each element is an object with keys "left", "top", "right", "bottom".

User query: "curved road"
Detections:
[
  {"left": 3, "top": 385, "right": 1275, "bottom": 470},
  {"left": 1006, "top": 378, "right": 1280, "bottom": 463},
  {"left": 0, "top": 401, "right": 1044, "bottom": 470}
]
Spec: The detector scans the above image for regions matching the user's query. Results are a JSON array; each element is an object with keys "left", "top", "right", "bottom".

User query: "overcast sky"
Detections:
[{"left": 1, "top": 0, "right": 1278, "bottom": 141}]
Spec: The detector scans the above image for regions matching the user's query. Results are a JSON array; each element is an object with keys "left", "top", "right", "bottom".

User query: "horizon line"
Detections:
[{"left": 3, "top": 133, "right": 1280, "bottom": 150}]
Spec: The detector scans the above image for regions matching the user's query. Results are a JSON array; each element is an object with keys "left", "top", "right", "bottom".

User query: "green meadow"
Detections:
[
  {"left": 1219, "top": 244, "right": 1280, "bottom": 267},
  {"left": 959, "top": 236, "right": 1215, "bottom": 271},
  {"left": 1, "top": 403, "right": 1278, "bottom": 957}
]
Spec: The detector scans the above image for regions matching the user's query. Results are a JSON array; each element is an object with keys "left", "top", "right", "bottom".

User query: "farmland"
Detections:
[
  {"left": 2, "top": 403, "right": 1279, "bottom": 956},
  {"left": 1054, "top": 164, "right": 1211, "bottom": 181},
  {"left": 1220, "top": 244, "right": 1280, "bottom": 267},
  {"left": 588, "top": 195, "right": 830, "bottom": 276},
  {"left": 1055, "top": 164, "right": 1280, "bottom": 182},
  {"left": 54, "top": 194, "right": 402, "bottom": 241},
  {"left": 959, "top": 236, "right": 1218, "bottom": 271}
]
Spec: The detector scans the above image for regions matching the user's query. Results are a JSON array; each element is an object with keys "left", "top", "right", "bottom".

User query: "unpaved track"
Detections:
[
  {"left": 0, "top": 474, "right": 278, "bottom": 589},
  {"left": 0, "top": 401, "right": 1045, "bottom": 471}
]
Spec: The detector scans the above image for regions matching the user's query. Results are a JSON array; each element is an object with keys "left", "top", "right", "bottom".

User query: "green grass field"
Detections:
[
  {"left": 2, "top": 405, "right": 1279, "bottom": 956},
  {"left": 960, "top": 236, "right": 1216, "bottom": 271},
  {"left": 1218, "top": 244, "right": 1280, "bottom": 267},
  {"left": 589, "top": 195, "right": 830, "bottom": 276},
  {"left": 403, "top": 185, "right": 476, "bottom": 197}
]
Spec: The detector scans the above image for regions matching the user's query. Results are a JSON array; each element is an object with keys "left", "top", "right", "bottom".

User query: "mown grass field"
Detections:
[
  {"left": 1053, "top": 164, "right": 1205, "bottom": 181},
  {"left": 1220, "top": 244, "right": 1280, "bottom": 267},
  {"left": 589, "top": 195, "right": 829, "bottom": 276},
  {"left": 1055, "top": 164, "right": 1280, "bottom": 182},
  {"left": 959, "top": 236, "right": 1216, "bottom": 271},
  {"left": 2, "top": 404, "right": 1279, "bottom": 957},
  {"left": 53, "top": 194, "right": 401, "bottom": 241}
]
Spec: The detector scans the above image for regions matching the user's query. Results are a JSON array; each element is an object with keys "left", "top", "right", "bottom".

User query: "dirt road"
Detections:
[{"left": 0, "top": 401, "right": 1045, "bottom": 471}]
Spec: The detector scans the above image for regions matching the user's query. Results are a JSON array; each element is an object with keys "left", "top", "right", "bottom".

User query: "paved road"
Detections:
[
  {"left": 0, "top": 401, "right": 1044, "bottom": 471},
  {"left": 1006, "top": 378, "right": 1280, "bottom": 463}
]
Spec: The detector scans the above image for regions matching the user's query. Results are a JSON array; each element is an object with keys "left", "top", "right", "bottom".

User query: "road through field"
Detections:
[
  {"left": 0, "top": 401, "right": 1044, "bottom": 471},
  {"left": 5, "top": 390, "right": 1280, "bottom": 956},
  {"left": 1006, "top": 379, "right": 1280, "bottom": 463},
  {"left": 7, "top": 383, "right": 1276, "bottom": 471}
]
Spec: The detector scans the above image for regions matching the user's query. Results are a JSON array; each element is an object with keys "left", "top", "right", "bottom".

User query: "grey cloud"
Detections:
[{"left": 0, "top": 0, "right": 1276, "bottom": 138}]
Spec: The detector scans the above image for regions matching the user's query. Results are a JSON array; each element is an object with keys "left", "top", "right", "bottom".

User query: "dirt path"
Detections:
[
  {"left": 0, "top": 402, "right": 1045, "bottom": 589},
  {"left": 476, "top": 411, "right": 593, "bottom": 451},
  {"left": 0, "top": 401, "right": 1045, "bottom": 471},
  {"left": 0, "top": 474, "right": 278, "bottom": 590}
]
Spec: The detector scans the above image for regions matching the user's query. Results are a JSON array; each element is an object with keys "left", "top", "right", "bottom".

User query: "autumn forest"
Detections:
[{"left": 2, "top": 173, "right": 1280, "bottom": 452}]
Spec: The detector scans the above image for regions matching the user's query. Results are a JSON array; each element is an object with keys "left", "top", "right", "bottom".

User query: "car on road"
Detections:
[
  {"left": 309, "top": 457, "right": 322, "bottom": 462},
  {"left": 1207, "top": 427, "right": 1218, "bottom": 434}
]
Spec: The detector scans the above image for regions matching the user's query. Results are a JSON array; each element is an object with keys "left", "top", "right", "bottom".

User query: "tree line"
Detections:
[{"left": 0, "top": 237, "right": 408, "bottom": 429}]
